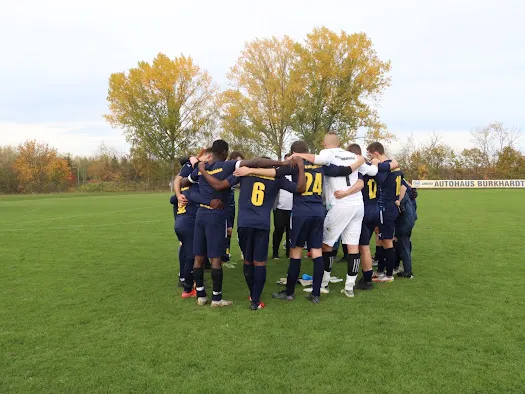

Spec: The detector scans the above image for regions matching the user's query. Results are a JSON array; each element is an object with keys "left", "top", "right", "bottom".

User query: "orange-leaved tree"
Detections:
[{"left": 13, "top": 140, "right": 71, "bottom": 193}]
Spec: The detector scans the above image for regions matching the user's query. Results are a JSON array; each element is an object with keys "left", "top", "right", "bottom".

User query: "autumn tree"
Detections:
[
  {"left": 220, "top": 36, "right": 301, "bottom": 159},
  {"left": 0, "top": 146, "right": 18, "bottom": 194},
  {"left": 293, "top": 27, "right": 393, "bottom": 150},
  {"left": 105, "top": 53, "right": 218, "bottom": 177},
  {"left": 13, "top": 140, "right": 71, "bottom": 193}
]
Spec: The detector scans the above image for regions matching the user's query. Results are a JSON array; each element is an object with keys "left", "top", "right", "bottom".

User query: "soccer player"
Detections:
[
  {"left": 291, "top": 132, "right": 380, "bottom": 298},
  {"left": 241, "top": 141, "right": 328, "bottom": 303},
  {"left": 272, "top": 153, "right": 293, "bottom": 259},
  {"left": 223, "top": 151, "right": 245, "bottom": 264},
  {"left": 200, "top": 156, "right": 305, "bottom": 310},
  {"left": 183, "top": 140, "right": 285, "bottom": 307},
  {"left": 367, "top": 142, "right": 403, "bottom": 283},
  {"left": 346, "top": 144, "right": 398, "bottom": 290},
  {"left": 172, "top": 150, "right": 218, "bottom": 298}
]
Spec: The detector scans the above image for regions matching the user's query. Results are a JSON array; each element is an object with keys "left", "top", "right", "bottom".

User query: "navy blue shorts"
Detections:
[
  {"left": 359, "top": 205, "right": 380, "bottom": 246},
  {"left": 379, "top": 203, "right": 399, "bottom": 240},
  {"left": 238, "top": 227, "right": 270, "bottom": 263},
  {"left": 193, "top": 211, "right": 227, "bottom": 259},
  {"left": 290, "top": 216, "right": 324, "bottom": 250},
  {"left": 175, "top": 222, "right": 195, "bottom": 261}
]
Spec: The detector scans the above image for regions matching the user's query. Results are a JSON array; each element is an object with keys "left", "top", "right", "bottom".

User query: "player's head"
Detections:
[
  {"left": 197, "top": 147, "right": 213, "bottom": 163},
  {"left": 229, "top": 151, "right": 244, "bottom": 161},
  {"left": 367, "top": 142, "right": 385, "bottom": 159},
  {"left": 211, "top": 139, "right": 229, "bottom": 161},
  {"left": 323, "top": 131, "right": 340, "bottom": 148},
  {"left": 179, "top": 156, "right": 189, "bottom": 166},
  {"left": 347, "top": 143, "right": 362, "bottom": 155},
  {"left": 290, "top": 140, "right": 309, "bottom": 154}
]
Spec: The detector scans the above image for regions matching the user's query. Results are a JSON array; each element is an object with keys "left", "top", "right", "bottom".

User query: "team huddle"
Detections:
[{"left": 170, "top": 132, "right": 418, "bottom": 310}]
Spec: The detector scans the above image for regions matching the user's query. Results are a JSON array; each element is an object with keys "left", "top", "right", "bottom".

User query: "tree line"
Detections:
[
  {"left": 1, "top": 27, "right": 522, "bottom": 194},
  {"left": 1, "top": 121, "right": 521, "bottom": 194}
]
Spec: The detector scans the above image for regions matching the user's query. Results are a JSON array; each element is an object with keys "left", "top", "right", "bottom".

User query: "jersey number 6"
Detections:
[{"left": 251, "top": 182, "right": 265, "bottom": 206}]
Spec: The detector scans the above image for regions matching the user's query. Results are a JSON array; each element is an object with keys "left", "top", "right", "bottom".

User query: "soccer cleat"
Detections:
[
  {"left": 397, "top": 272, "right": 413, "bottom": 279},
  {"left": 272, "top": 290, "right": 295, "bottom": 301},
  {"left": 355, "top": 278, "right": 373, "bottom": 290},
  {"left": 305, "top": 294, "right": 320, "bottom": 304},
  {"left": 211, "top": 299, "right": 233, "bottom": 308},
  {"left": 197, "top": 297, "right": 208, "bottom": 305},
  {"left": 341, "top": 288, "right": 355, "bottom": 298},
  {"left": 181, "top": 289, "right": 197, "bottom": 299},
  {"left": 373, "top": 275, "right": 394, "bottom": 283},
  {"left": 272, "top": 252, "right": 279, "bottom": 260},
  {"left": 372, "top": 271, "right": 384, "bottom": 279},
  {"left": 303, "top": 286, "right": 329, "bottom": 294},
  {"left": 250, "top": 301, "right": 265, "bottom": 310},
  {"left": 393, "top": 267, "right": 403, "bottom": 275}
]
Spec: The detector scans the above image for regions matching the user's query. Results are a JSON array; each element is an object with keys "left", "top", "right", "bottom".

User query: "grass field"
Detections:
[{"left": 1, "top": 190, "right": 525, "bottom": 393}]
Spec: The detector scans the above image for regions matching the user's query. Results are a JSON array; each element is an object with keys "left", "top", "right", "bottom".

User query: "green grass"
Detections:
[{"left": 1, "top": 190, "right": 524, "bottom": 393}]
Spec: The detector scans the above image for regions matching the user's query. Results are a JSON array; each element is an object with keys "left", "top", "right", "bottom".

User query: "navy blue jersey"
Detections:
[
  {"left": 177, "top": 162, "right": 199, "bottom": 217},
  {"left": 287, "top": 161, "right": 324, "bottom": 217},
  {"left": 188, "top": 159, "right": 238, "bottom": 215},
  {"left": 229, "top": 174, "right": 294, "bottom": 230},
  {"left": 375, "top": 160, "right": 403, "bottom": 205},
  {"left": 362, "top": 161, "right": 390, "bottom": 207}
]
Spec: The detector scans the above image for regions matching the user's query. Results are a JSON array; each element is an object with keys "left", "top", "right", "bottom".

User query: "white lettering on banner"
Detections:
[{"left": 411, "top": 180, "right": 525, "bottom": 189}]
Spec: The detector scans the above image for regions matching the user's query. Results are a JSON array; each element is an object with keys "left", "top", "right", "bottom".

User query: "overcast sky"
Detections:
[{"left": 0, "top": 0, "right": 524, "bottom": 155}]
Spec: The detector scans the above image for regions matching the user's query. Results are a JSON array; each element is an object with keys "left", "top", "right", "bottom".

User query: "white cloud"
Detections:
[
  {"left": 0, "top": 122, "right": 129, "bottom": 156},
  {"left": 0, "top": 0, "right": 524, "bottom": 155}
]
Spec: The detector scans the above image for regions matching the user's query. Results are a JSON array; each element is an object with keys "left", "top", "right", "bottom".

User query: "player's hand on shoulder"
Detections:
[
  {"left": 290, "top": 155, "right": 303, "bottom": 168},
  {"left": 390, "top": 158, "right": 399, "bottom": 169},
  {"left": 355, "top": 155, "right": 366, "bottom": 166},
  {"left": 371, "top": 158, "right": 380, "bottom": 166},
  {"left": 189, "top": 156, "right": 199, "bottom": 166},
  {"left": 233, "top": 166, "right": 251, "bottom": 177},
  {"left": 197, "top": 161, "right": 206, "bottom": 172},
  {"left": 210, "top": 199, "right": 224, "bottom": 210}
]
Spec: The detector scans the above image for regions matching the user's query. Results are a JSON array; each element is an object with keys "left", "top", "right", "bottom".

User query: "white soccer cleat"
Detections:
[
  {"left": 373, "top": 275, "right": 394, "bottom": 283},
  {"left": 341, "top": 288, "right": 354, "bottom": 298},
  {"left": 303, "top": 286, "right": 329, "bottom": 294},
  {"left": 197, "top": 297, "right": 208, "bottom": 305},
  {"left": 211, "top": 299, "right": 233, "bottom": 308}
]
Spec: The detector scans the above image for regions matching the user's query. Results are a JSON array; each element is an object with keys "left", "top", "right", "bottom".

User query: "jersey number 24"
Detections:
[{"left": 303, "top": 172, "right": 322, "bottom": 196}]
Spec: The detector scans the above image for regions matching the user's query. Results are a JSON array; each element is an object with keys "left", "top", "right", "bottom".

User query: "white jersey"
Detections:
[{"left": 314, "top": 147, "right": 378, "bottom": 209}]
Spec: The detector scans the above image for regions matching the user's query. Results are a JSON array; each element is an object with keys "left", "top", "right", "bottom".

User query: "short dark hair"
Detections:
[
  {"left": 205, "top": 147, "right": 213, "bottom": 153},
  {"left": 367, "top": 142, "right": 385, "bottom": 155},
  {"left": 212, "top": 139, "right": 229, "bottom": 155},
  {"left": 347, "top": 143, "right": 362, "bottom": 155},
  {"left": 229, "top": 151, "right": 244, "bottom": 160},
  {"left": 179, "top": 156, "right": 189, "bottom": 166},
  {"left": 290, "top": 140, "right": 309, "bottom": 154}
]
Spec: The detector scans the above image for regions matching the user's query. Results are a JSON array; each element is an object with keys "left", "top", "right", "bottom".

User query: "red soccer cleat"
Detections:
[
  {"left": 250, "top": 301, "right": 265, "bottom": 310},
  {"left": 181, "top": 289, "right": 197, "bottom": 299}
]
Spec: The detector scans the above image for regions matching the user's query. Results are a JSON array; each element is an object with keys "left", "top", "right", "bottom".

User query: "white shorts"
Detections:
[{"left": 322, "top": 203, "right": 364, "bottom": 247}]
